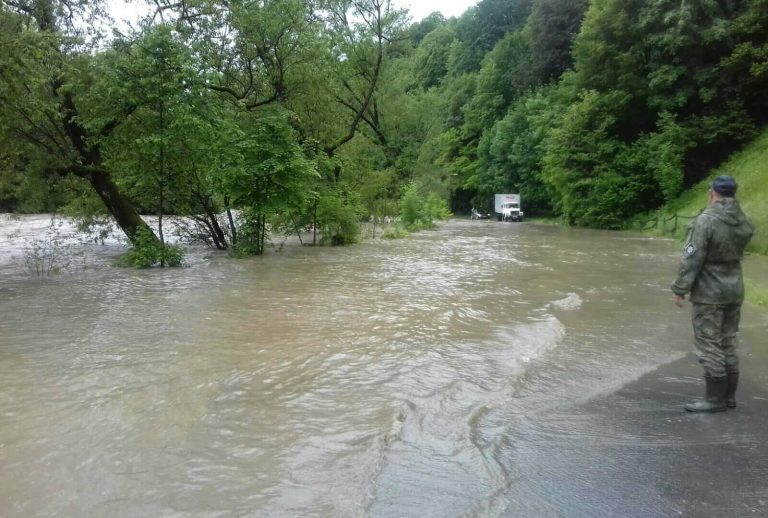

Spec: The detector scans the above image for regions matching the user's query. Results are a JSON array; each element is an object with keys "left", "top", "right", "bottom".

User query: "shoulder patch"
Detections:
[{"left": 684, "top": 243, "right": 696, "bottom": 257}]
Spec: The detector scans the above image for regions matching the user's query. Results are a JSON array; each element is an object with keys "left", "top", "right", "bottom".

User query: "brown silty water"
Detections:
[{"left": 0, "top": 215, "right": 764, "bottom": 516}]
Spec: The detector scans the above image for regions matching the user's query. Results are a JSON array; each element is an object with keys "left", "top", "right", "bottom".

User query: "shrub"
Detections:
[
  {"left": 21, "top": 217, "right": 73, "bottom": 276},
  {"left": 22, "top": 236, "right": 71, "bottom": 276},
  {"left": 317, "top": 189, "right": 362, "bottom": 246},
  {"left": 119, "top": 227, "right": 184, "bottom": 268},
  {"left": 229, "top": 210, "right": 267, "bottom": 257},
  {"left": 381, "top": 226, "right": 409, "bottom": 239},
  {"left": 399, "top": 182, "right": 452, "bottom": 231}
]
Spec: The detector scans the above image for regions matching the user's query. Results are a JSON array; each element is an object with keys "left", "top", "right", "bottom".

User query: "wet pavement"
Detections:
[{"left": 502, "top": 303, "right": 768, "bottom": 517}]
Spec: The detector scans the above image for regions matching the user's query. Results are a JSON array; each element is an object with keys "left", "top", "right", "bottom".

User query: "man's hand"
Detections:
[{"left": 673, "top": 294, "right": 685, "bottom": 307}]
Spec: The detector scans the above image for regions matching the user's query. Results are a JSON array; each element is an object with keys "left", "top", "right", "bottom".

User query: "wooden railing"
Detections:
[{"left": 641, "top": 209, "right": 703, "bottom": 234}]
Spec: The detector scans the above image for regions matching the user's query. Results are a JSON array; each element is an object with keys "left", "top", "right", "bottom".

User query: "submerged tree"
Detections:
[
  {"left": 224, "top": 114, "right": 318, "bottom": 255},
  {"left": 0, "top": 0, "right": 159, "bottom": 242}
]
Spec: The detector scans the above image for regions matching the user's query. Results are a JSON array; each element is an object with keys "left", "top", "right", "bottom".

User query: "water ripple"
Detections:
[{"left": 0, "top": 217, "right": 708, "bottom": 516}]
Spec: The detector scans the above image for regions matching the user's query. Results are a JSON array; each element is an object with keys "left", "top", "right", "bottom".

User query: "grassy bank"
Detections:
[
  {"left": 746, "top": 284, "right": 768, "bottom": 309},
  {"left": 657, "top": 128, "right": 768, "bottom": 255},
  {"left": 650, "top": 127, "right": 768, "bottom": 309}
]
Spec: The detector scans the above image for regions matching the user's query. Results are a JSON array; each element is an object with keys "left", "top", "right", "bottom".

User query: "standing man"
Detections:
[{"left": 672, "top": 175, "right": 753, "bottom": 413}]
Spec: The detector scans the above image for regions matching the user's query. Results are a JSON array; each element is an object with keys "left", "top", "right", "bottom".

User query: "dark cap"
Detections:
[{"left": 710, "top": 175, "right": 737, "bottom": 197}]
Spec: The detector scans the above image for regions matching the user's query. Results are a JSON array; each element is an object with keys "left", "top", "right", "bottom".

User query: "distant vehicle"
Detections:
[
  {"left": 470, "top": 208, "right": 491, "bottom": 220},
  {"left": 494, "top": 194, "right": 524, "bottom": 222}
]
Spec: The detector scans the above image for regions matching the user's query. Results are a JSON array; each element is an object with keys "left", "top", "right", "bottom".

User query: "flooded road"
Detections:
[{"left": 1, "top": 216, "right": 766, "bottom": 516}]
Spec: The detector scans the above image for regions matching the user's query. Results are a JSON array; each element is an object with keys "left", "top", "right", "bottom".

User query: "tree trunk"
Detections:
[
  {"left": 3, "top": 0, "right": 156, "bottom": 246},
  {"left": 200, "top": 203, "right": 228, "bottom": 250},
  {"left": 225, "top": 197, "right": 238, "bottom": 245},
  {"left": 312, "top": 198, "right": 318, "bottom": 246},
  {"left": 260, "top": 213, "right": 267, "bottom": 255},
  {"left": 81, "top": 166, "right": 157, "bottom": 243}
]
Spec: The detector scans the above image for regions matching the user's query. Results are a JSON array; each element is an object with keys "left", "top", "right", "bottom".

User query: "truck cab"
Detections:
[
  {"left": 494, "top": 194, "right": 524, "bottom": 222},
  {"left": 501, "top": 202, "right": 523, "bottom": 222}
]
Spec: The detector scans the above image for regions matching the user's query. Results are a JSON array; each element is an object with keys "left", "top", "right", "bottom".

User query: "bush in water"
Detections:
[
  {"left": 399, "top": 182, "right": 452, "bottom": 232},
  {"left": 22, "top": 237, "right": 71, "bottom": 276},
  {"left": 119, "top": 227, "right": 183, "bottom": 268},
  {"left": 21, "top": 218, "right": 74, "bottom": 276},
  {"left": 381, "top": 226, "right": 409, "bottom": 239}
]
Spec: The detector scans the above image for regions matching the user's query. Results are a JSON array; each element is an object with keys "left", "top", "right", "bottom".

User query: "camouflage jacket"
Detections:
[{"left": 671, "top": 198, "right": 753, "bottom": 304}]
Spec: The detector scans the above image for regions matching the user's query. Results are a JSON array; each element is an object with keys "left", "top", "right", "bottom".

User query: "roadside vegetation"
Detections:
[
  {"left": 745, "top": 284, "right": 768, "bottom": 310},
  {"left": 646, "top": 127, "right": 768, "bottom": 309},
  {"left": 1, "top": 0, "right": 766, "bottom": 267},
  {"left": 656, "top": 128, "right": 768, "bottom": 256}
]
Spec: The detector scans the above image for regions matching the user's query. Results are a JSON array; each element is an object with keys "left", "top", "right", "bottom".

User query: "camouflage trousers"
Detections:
[{"left": 691, "top": 303, "right": 742, "bottom": 378}]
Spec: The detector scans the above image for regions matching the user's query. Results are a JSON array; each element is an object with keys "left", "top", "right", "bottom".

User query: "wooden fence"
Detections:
[{"left": 642, "top": 210, "right": 703, "bottom": 234}]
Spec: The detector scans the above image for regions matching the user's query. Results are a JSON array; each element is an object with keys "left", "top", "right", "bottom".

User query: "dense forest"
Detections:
[{"left": 1, "top": 0, "right": 767, "bottom": 257}]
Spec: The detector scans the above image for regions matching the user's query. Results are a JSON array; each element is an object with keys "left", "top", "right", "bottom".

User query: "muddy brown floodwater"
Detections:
[{"left": 1, "top": 216, "right": 767, "bottom": 517}]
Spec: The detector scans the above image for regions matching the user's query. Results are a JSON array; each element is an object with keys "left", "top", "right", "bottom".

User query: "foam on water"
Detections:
[{"left": 551, "top": 292, "right": 583, "bottom": 311}]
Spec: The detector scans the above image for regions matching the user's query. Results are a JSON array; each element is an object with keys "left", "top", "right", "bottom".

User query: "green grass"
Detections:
[
  {"left": 381, "top": 225, "right": 410, "bottom": 239},
  {"left": 745, "top": 281, "right": 768, "bottom": 310},
  {"left": 656, "top": 128, "right": 768, "bottom": 255}
]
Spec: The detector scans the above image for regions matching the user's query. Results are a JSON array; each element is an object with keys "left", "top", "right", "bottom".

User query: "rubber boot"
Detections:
[
  {"left": 684, "top": 376, "right": 728, "bottom": 413},
  {"left": 726, "top": 372, "right": 739, "bottom": 409}
]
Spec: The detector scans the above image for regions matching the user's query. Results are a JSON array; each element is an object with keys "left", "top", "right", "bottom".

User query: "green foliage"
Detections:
[
  {"left": 399, "top": 182, "right": 423, "bottom": 227},
  {"left": 381, "top": 226, "right": 410, "bottom": 239},
  {"left": 411, "top": 25, "right": 456, "bottom": 89},
  {"left": 745, "top": 282, "right": 768, "bottom": 310},
  {"left": 571, "top": 0, "right": 646, "bottom": 95},
  {"left": 4, "top": 0, "right": 768, "bottom": 246},
  {"left": 229, "top": 208, "right": 268, "bottom": 258},
  {"left": 228, "top": 114, "right": 316, "bottom": 209},
  {"left": 399, "top": 182, "right": 452, "bottom": 231},
  {"left": 475, "top": 89, "right": 558, "bottom": 214},
  {"left": 224, "top": 114, "right": 318, "bottom": 254},
  {"left": 462, "top": 31, "right": 533, "bottom": 138},
  {"left": 0, "top": 166, "right": 80, "bottom": 213},
  {"left": 660, "top": 127, "right": 768, "bottom": 256},
  {"left": 448, "top": 0, "right": 535, "bottom": 75},
  {"left": 119, "top": 227, "right": 184, "bottom": 268},
  {"left": 0, "top": 8, "right": 70, "bottom": 193},
  {"left": 443, "top": 74, "right": 478, "bottom": 131},
  {"left": 526, "top": 0, "right": 588, "bottom": 84},
  {"left": 0, "top": 0, "right": 411, "bottom": 251},
  {"left": 638, "top": 112, "right": 687, "bottom": 202},
  {"left": 316, "top": 187, "right": 363, "bottom": 246},
  {"left": 88, "top": 26, "right": 212, "bottom": 215},
  {"left": 21, "top": 218, "right": 73, "bottom": 276},
  {"left": 541, "top": 89, "right": 618, "bottom": 225},
  {"left": 405, "top": 12, "right": 448, "bottom": 46}
]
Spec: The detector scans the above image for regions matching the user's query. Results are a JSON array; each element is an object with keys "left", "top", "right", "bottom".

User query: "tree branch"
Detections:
[
  {"left": 98, "top": 104, "right": 137, "bottom": 138},
  {"left": 335, "top": 98, "right": 387, "bottom": 146},
  {"left": 325, "top": 16, "right": 384, "bottom": 154}
]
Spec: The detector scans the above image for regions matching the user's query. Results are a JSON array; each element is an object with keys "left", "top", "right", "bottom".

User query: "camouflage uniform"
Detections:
[{"left": 672, "top": 198, "right": 753, "bottom": 377}]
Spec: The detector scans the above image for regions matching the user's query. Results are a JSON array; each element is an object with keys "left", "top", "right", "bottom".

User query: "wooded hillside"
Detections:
[{"left": 2, "top": 0, "right": 766, "bottom": 250}]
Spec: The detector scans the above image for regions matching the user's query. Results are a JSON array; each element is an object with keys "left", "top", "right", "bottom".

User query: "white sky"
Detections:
[
  {"left": 108, "top": 0, "right": 479, "bottom": 28},
  {"left": 394, "top": 0, "right": 478, "bottom": 21}
]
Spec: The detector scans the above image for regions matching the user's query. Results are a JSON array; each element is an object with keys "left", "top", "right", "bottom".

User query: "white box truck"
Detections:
[{"left": 494, "top": 194, "right": 523, "bottom": 222}]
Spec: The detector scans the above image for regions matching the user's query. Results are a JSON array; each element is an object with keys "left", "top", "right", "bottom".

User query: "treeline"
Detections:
[
  {"left": 397, "top": 0, "right": 768, "bottom": 227},
  {"left": 1, "top": 0, "right": 436, "bottom": 258},
  {"left": 1, "top": 0, "right": 767, "bottom": 261}
]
